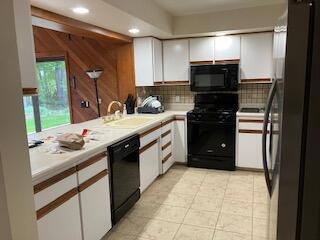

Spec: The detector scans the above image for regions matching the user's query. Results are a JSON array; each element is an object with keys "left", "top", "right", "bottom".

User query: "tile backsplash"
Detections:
[{"left": 136, "top": 83, "right": 271, "bottom": 108}]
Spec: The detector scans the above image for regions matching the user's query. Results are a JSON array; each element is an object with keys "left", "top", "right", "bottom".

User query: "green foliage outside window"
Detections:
[{"left": 24, "top": 60, "right": 71, "bottom": 134}]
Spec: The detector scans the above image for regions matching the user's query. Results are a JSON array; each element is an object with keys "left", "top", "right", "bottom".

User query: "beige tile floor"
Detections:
[{"left": 103, "top": 165, "right": 270, "bottom": 240}]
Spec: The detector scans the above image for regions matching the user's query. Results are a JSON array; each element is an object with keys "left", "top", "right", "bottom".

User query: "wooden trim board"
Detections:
[
  {"left": 36, "top": 188, "right": 78, "bottom": 220},
  {"left": 139, "top": 139, "right": 158, "bottom": 154},
  {"left": 78, "top": 170, "right": 108, "bottom": 192},
  {"left": 215, "top": 59, "right": 240, "bottom": 64},
  {"left": 162, "top": 152, "right": 172, "bottom": 163},
  {"left": 162, "top": 81, "right": 189, "bottom": 85},
  {"left": 162, "top": 141, "right": 172, "bottom": 151},
  {"left": 31, "top": 6, "right": 132, "bottom": 43},
  {"left": 240, "top": 78, "right": 272, "bottom": 83},
  {"left": 161, "top": 118, "right": 174, "bottom": 127},
  {"left": 175, "top": 116, "right": 186, "bottom": 121},
  {"left": 239, "top": 119, "right": 264, "bottom": 123},
  {"left": 34, "top": 167, "right": 77, "bottom": 194},
  {"left": 23, "top": 88, "right": 38, "bottom": 95},
  {"left": 161, "top": 130, "right": 171, "bottom": 138},
  {"left": 239, "top": 129, "right": 270, "bottom": 134},
  {"left": 190, "top": 61, "right": 213, "bottom": 65}
]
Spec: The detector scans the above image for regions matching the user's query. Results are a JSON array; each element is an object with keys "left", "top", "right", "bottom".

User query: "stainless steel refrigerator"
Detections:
[{"left": 262, "top": 0, "right": 320, "bottom": 239}]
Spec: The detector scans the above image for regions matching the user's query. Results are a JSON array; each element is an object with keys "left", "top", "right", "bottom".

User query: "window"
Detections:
[{"left": 24, "top": 59, "right": 71, "bottom": 134}]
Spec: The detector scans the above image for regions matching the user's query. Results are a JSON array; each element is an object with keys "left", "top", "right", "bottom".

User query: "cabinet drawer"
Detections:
[
  {"left": 34, "top": 169, "right": 77, "bottom": 211},
  {"left": 239, "top": 122, "right": 263, "bottom": 131},
  {"left": 161, "top": 131, "right": 172, "bottom": 146},
  {"left": 140, "top": 125, "right": 161, "bottom": 148},
  {"left": 161, "top": 119, "right": 173, "bottom": 133},
  {"left": 77, "top": 153, "right": 108, "bottom": 185},
  {"left": 162, "top": 153, "right": 174, "bottom": 173},
  {"left": 162, "top": 143, "right": 172, "bottom": 158}
]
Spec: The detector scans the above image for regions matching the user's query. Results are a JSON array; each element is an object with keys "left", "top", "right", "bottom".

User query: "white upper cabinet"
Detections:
[
  {"left": 240, "top": 32, "right": 273, "bottom": 82},
  {"left": 214, "top": 35, "right": 241, "bottom": 61},
  {"left": 134, "top": 37, "right": 163, "bottom": 86},
  {"left": 189, "top": 37, "right": 214, "bottom": 62},
  {"left": 163, "top": 39, "right": 189, "bottom": 82},
  {"left": 14, "top": 0, "right": 38, "bottom": 93}
]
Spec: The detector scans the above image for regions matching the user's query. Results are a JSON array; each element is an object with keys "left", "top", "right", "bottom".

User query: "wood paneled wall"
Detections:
[{"left": 33, "top": 26, "right": 135, "bottom": 123}]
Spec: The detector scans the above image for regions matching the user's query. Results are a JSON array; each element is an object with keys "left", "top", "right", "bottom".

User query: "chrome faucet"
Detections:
[{"left": 107, "top": 101, "right": 122, "bottom": 115}]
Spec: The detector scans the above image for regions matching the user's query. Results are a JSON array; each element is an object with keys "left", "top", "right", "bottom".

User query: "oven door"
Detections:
[
  {"left": 190, "top": 65, "right": 229, "bottom": 91},
  {"left": 187, "top": 120, "right": 235, "bottom": 158}
]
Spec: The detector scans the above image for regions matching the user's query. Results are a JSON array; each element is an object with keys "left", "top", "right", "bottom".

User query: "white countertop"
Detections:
[{"left": 29, "top": 111, "right": 187, "bottom": 184}]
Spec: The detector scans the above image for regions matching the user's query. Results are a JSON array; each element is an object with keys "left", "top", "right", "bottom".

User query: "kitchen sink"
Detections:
[{"left": 104, "top": 116, "right": 155, "bottom": 128}]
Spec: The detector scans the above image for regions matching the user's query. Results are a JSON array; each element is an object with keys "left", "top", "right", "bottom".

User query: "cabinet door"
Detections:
[
  {"left": 140, "top": 140, "right": 160, "bottom": 192},
  {"left": 173, "top": 119, "right": 186, "bottom": 163},
  {"left": 189, "top": 37, "right": 214, "bottom": 62},
  {"left": 153, "top": 38, "right": 163, "bottom": 83},
  {"left": 237, "top": 133, "right": 263, "bottom": 169},
  {"left": 240, "top": 33, "right": 273, "bottom": 82},
  {"left": 79, "top": 174, "right": 112, "bottom": 240},
  {"left": 134, "top": 37, "right": 154, "bottom": 86},
  {"left": 163, "top": 39, "right": 189, "bottom": 82},
  {"left": 37, "top": 193, "right": 82, "bottom": 240},
  {"left": 214, "top": 35, "right": 241, "bottom": 61}
]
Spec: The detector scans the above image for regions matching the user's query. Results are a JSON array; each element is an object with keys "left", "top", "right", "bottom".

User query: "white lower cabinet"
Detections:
[
  {"left": 236, "top": 117, "right": 270, "bottom": 169},
  {"left": 37, "top": 193, "right": 82, "bottom": 240},
  {"left": 35, "top": 153, "right": 112, "bottom": 240},
  {"left": 140, "top": 140, "right": 160, "bottom": 192},
  {"left": 173, "top": 119, "right": 186, "bottom": 163},
  {"left": 237, "top": 132, "right": 264, "bottom": 169},
  {"left": 79, "top": 175, "right": 112, "bottom": 240}
]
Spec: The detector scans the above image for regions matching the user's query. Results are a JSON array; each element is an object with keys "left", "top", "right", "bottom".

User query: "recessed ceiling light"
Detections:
[
  {"left": 129, "top": 28, "right": 140, "bottom": 34},
  {"left": 72, "top": 7, "right": 89, "bottom": 14}
]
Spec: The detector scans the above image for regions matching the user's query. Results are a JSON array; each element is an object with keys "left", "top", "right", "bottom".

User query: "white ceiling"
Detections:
[
  {"left": 30, "top": 0, "right": 172, "bottom": 38},
  {"left": 153, "top": 0, "right": 285, "bottom": 16},
  {"left": 30, "top": 0, "right": 285, "bottom": 38}
]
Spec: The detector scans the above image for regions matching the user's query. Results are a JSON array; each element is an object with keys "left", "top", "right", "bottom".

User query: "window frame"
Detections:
[{"left": 28, "top": 52, "right": 73, "bottom": 133}]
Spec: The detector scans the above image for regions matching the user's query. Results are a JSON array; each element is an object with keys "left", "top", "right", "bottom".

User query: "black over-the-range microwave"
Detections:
[{"left": 190, "top": 64, "right": 239, "bottom": 92}]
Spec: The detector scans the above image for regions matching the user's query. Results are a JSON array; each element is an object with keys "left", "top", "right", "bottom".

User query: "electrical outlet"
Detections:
[
  {"left": 80, "top": 100, "right": 90, "bottom": 108},
  {"left": 175, "top": 96, "right": 180, "bottom": 103},
  {"left": 98, "top": 98, "right": 102, "bottom": 104}
]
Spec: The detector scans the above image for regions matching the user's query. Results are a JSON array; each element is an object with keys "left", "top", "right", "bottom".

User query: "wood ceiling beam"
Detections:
[{"left": 31, "top": 6, "right": 132, "bottom": 43}]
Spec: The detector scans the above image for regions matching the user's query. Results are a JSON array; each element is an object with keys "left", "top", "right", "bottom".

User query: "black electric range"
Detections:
[{"left": 187, "top": 93, "right": 238, "bottom": 170}]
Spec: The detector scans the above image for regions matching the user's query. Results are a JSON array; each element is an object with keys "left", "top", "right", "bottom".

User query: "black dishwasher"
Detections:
[{"left": 108, "top": 134, "right": 140, "bottom": 225}]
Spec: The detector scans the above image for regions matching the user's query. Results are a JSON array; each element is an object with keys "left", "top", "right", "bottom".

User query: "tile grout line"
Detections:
[
  {"left": 172, "top": 168, "right": 207, "bottom": 240},
  {"left": 252, "top": 174, "right": 255, "bottom": 240},
  {"left": 213, "top": 172, "right": 231, "bottom": 240}
]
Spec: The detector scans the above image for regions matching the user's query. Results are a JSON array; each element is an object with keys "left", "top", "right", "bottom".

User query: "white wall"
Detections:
[
  {"left": 0, "top": 156, "right": 12, "bottom": 240},
  {"left": 103, "top": 0, "right": 173, "bottom": 34},
  {"left": 0, "top": 0, "right": 38, "bottom": 239},
  {"left": 173, "top": 4, "right": 286, "bottom": 36}
]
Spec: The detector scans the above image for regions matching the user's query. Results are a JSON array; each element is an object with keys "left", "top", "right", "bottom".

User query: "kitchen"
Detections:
[{"left": 1, "top": 1, "right": 320, "bottom": 240}]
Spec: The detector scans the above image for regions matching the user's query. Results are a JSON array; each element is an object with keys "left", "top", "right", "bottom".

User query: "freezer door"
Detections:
[{"left": 262, "top": 8, "right": 288, "bottom": 240}]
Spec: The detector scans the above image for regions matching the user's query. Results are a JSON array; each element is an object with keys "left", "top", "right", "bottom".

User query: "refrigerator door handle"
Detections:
[{"left": 262, "top": 79, "right": 277, "bottom": 196}]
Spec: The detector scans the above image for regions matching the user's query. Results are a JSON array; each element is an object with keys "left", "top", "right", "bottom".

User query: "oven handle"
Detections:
[{"left": 262, "top": 79, "right": 277, "bottom": 196}]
